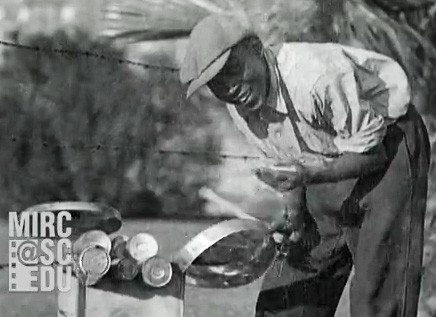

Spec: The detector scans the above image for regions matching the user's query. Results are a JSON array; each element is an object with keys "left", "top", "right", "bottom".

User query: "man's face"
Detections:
[{"left": 207, "top": 41, "right": 269, "bottom": 111}]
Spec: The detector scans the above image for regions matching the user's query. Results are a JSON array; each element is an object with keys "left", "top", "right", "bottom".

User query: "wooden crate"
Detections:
[{"left": 57, "top": 265, "right": 185, "bottom": 317}]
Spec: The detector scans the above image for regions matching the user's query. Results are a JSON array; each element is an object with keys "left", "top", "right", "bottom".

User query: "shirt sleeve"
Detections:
[
  {"left": 312, "top": 71, "right": 387, "bottom": 153},
  {"left": 341, "top": 46, "right": 410, "bottom": 119}
]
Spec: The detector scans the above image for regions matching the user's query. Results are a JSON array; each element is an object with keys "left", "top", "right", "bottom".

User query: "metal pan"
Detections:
[{"left": 173, "top": 219, "right": 276, "bottom": 288}]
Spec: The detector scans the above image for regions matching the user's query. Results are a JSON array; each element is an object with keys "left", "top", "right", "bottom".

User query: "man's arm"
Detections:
[
  {"left": 304, "top": 144, "right": 388, "bottom": 184},
  {"left": 255, "top": 144, "right": 387, "bottom": 191}
]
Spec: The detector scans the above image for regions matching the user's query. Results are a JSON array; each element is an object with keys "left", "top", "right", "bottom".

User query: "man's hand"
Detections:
[
  {"left": 254, "top": 162, "right": 307, "bottom": 192},
  {"left": 269, "top": 206, "right": 321, "bottom": 273},
  {"left": 269, "top": 207, "right": 306, "bottom": 243}
]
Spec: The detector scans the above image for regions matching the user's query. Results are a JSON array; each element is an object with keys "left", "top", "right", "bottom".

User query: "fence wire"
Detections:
[
  {"left": 0, "top": 39, "right": 263, "bottom": 162},
  {"left": 0, "top": 39, "right": 179, "bottom": 72}
]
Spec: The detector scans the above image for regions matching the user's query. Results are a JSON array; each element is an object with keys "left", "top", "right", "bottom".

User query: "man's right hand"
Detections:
[
  {"left": 269, "top": 206, "right": 321, "bottom": 272},
  {"left": 269, "top": 209, "right": 320, "bottom": 251}
]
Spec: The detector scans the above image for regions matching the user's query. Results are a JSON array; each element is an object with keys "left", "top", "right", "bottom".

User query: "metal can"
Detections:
[
  {"left": 141, "top": 256, "right": 172, "bottom": 288},
  {"left": 126, "top": 233, "right": 158, "bottom": 264},
  {"left": 75, "top": 245, "right": 111, "bottom": 286},
  {"left": 110, "top": 235, "right": 129, "bottom": 259},
  {"left": 113, "top": 257, "right": 139, "bottom": 281},
  {"left": 73, "top": 230, "right": 112, "bottom": 254}
]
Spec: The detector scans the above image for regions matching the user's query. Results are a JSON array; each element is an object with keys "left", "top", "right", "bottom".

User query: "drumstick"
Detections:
[
  {"left": 199, "top": 187, "right": 257, "bottom": 220},
  {"left": 266, "top": 165, "right": 298, "bottom": 173},
  {"left": 77, "top": 275, "right": 86, "bottom": 317},
  {"left": 199, "top": 187, "right": 296, "bottom": 234}
]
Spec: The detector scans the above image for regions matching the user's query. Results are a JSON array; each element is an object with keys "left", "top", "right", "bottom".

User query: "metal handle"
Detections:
[
  {"left": 173, "top": 219, "right": 271, "bottom": 272},
  {"left": 173, "top": 219, "right": 276, "bottom": 288},
  {"left": 21, "top": 201, "right": 122, "bottom": 235}
]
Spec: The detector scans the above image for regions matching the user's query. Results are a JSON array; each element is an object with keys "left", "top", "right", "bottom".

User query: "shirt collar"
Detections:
[
  {"left": 263, "top": 47, "right": 280, "bottom": 110},
  {"left": 256, "top": 47, "right": 290, "bottom": 123}
]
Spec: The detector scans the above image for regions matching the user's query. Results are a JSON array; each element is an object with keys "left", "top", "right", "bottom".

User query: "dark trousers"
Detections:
[{"left": 256, "top": 106, "right": 430, "bottom": 317}]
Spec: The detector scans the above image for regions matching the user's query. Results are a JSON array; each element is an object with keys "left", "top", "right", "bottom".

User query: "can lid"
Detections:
[
  {"left": 114, "top": 258, "right": 139, "bottom": 281},
  {"left": 126, "top": 233, "right": 158, "bottom": 263},
  {"left": 141, "top": 256, "right": 172, "bottom": 288},
  {"left": 78, "top": 245, "right": 111, "bottom": 277}
]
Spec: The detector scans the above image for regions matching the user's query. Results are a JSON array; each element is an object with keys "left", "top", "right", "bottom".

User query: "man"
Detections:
[{"left": 180, "top": 14, "right": 430, "bottom": 317}]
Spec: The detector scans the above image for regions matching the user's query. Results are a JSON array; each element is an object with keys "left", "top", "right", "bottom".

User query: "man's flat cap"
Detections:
[{"left": 180, "top": 13, "right": 255, "bottom": 98}]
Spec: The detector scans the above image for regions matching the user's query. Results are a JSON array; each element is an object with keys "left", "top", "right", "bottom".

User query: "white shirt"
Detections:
[{"left": 226, "top": 43, "right": 410, "bottom": 159}]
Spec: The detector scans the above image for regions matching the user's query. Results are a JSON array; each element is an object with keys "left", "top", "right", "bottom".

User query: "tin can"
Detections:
[
  {"left": 113, "top": 257, "right": 139, "bottom": 281},
  {"left": 141, "top": 256, "right": 172, "bottom": 288},
  {"left": 73, "top": 230, "right": 112, "bottom": 254},
  {"left": 75, "top": 245, "right": 111, "bottom": 286},
  {"left": 126, "top": 233, "right": 158, "bottom": 264},
  {"left": 110, "top": 235, "right": 129, "bottom": 259}
]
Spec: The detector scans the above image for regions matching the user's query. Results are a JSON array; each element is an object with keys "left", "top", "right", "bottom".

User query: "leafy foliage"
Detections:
[{"left": 0, "top": 29, "right": 221, "bottom": 217}]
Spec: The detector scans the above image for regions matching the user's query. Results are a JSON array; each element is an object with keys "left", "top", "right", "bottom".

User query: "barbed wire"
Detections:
[
  {"left": 0, "top": 38, "right": 265, "bottom": 162},
  {"left": 8, "top": 136, "right": 263, "bottom": 161},
  {"left": 0, "top": 39, "right": 180, "bottom": 72}
]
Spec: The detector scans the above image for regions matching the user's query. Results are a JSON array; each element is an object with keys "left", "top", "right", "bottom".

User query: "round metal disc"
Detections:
[
  {"left": 142, "top": 256, "right": 172, "bottom": 288},
  {"left": 173, "top": 219, "right": 276, "bottom": 288},
  {"left": 78, "top": 245, "right": 111, "bottom": 278},
  {"left": 126, "top": 233, "right": 159, "bottom": 263},
  {"left": 114, "top": 258, "right": 139, "bottom": 281}
]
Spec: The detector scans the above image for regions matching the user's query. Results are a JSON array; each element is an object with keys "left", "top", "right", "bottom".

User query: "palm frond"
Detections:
[
  {"left": 100, "top": 0, "right": 240, "bottom": 42},
  {"left": 100, "top": 0, "right": 323, "bottom": 45},
  {"left": 373, "top": 0, "right": 436, "bottom": 11}
]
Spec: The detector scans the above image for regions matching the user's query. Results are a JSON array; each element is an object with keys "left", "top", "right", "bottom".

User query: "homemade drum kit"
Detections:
[
  {"left": 73, "top": 230, "right": 173, "bottom": 288},
  {"left": 21, "top": 201, "right": 279, "bottom": 317}
]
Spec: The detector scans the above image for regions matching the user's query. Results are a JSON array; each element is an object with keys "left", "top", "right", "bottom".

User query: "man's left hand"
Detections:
[{"left": 254, "top": 162, "right": 307, "bottom": 192}]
